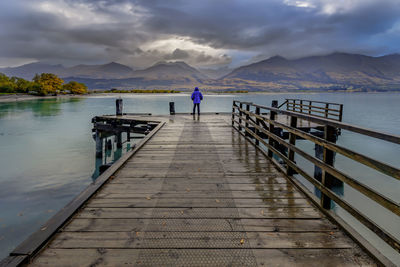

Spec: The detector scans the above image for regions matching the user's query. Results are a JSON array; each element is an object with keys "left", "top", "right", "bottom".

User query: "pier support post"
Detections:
[
  {"left": 287, "top": 116, "right": 297, "bottom": 176},
  {"left": 321, "top": 125, "right": 337, "bottom": 209},
  {"left": 232, "top": 101, "right": 235, "bottom": 126},
  {"left": 95, "top": 132, "right": 103, "bottom": 158},
  {"left": 116, "top": 98, "right": 123, "bottom": 116},
  {"left": 267, "top": 100, "right": 278, "bottom": 158},
  {"left": 106, "top": 139, "right": 112, "bottom": 150},
  {"left": 169, "top": 102, "right": 175, "bottom": 115},
  {"left": 255, "top": 107, "right": 260, "bottom": 145},
  {"left": 245, "top": 103, "right": 250, "bottom": 136},
  {"left": 238, "top": 103, "right": 243, "bottom": 131},
  {"left": 116, "top": 132, "right": 122, "bottom": 148}
]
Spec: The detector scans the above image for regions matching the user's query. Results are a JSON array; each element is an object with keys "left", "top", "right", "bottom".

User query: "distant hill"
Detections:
[
  {"left": 0, "top": 62, "right": 134, "bottom": 80},
  {"left": 0, "top": 62, "right": 65, "bottom": 80},
  {"left": 63, "top": 62, "right": 211, "bottom": 90},
  {"left": 199, "top": 67, "right": 233, "bottom": 79},
  {"left": 131, "top": 61, "right": 208, "bottom": 81},
  {"left": 63, "top": 62, "right": 134, "bottom": 79},
  {"left": 2, "top": 53, "right": 400, "bottom": 91},
  {"left": 220, "top": 53, "right": 400, "bottom": 91}
]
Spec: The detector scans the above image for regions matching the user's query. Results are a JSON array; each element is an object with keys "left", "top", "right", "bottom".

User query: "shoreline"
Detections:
[
  {"left": 1, "top": 90, "right": 399, "bottom": 103},
  {"left": 0, "top": 94, "right": 87, "bottom": 103}
]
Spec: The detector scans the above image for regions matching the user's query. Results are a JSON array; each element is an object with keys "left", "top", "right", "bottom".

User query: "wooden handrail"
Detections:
[
  {"left": 284, "top": 98, "right": 343, "bottom": 121},
  {"left": 232, "top": 118, "right": 399, "bottom": 253},
  {"left": 237, "top": 107, "right": 400, "bottom": 180},
  {"left": 231, "top": 100, "right": 400, "bottom": 254},
  {"left": 234, "top": 101, "right": 400, "bottom": 145},
  {"left": 285, "top": 98, "right": 343, "bottom": 106}
]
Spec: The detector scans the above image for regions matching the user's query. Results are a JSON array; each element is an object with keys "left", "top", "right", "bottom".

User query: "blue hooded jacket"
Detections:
[{"left": 191, "top": 87, "right": 203, "bottom": 104}]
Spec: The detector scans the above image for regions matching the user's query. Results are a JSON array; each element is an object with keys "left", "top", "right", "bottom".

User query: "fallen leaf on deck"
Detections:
[
  {"left": 41, "top": 227, "right": 47, "bottom": 231},
  {"left": 260, "top": 210, "right": 264, "bottom": 215},
  {"left": 186, "top": 188, "right": 190, "bottom": 192},
  {"left": 215, "top": 199, "right": 220, "bottom": 203},
  {"left": 240, "top": 239, "right": 245, "bottom": 245},
  {"left": 146, "top": 196, "right": 151, "bottom": 200}
]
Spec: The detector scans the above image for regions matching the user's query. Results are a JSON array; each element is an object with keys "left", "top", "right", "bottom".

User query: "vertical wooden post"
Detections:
[
  {"left": 116, "top": 132, "right": 122, "bottom": 148},
  {"left": 239, "top": 103, "right": 243, "bottom": 131},
  {"left": 339, "top": 104, "right": 343, "bottom": 122},
  {"left": 127, "top": 132, "right": 131, "bottom": 142},
  {"left": 325, "top": 103, "right": 329, "bottom": 118},
  {"left": 245, "top": 104, "right": 250, "bottom": 136},
  {"left": 255, "top": 107, "right": 260, "bottom": 146},
  {"left": 321, "top": 125, "right": 336, "bottom": 209},
  {"left": 95, "top": 132, "right": 103, "bottom": 158},
  {"left": 300, "top": 100, "right": 303, "bottom": 113},
  {"left": 268, "top": 100, "right": 278, "bottom": 158},
  {"left": 232, "top": 101, "right": 235, "bottom": 126},
  {"left": 287, "top": 116, "right": 297, "bottom": 176},
  {"left": 309, "top": 101, "right": 312, "bottom": 114}
]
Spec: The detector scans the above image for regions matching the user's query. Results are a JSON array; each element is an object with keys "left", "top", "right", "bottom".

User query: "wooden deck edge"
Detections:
[
  {"left": 0, "top": 119, "right": 165, "bottom": 267},
  {"left": 231, "top": 124, "right": 395, "bottom": 267}
]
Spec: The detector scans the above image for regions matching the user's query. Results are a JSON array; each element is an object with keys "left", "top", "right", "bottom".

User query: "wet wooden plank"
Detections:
[
  {"left": 100, "top": 183, "right": 296, "bottom": 192},
  {"left": 95, "top": 191, "right": 305, "bottom": 199},
  {"left": 85, "top": 197, "right": 311, "bottom": 208},
  {"left": 29, "top": 248, "right": 374, "bottom": 267},
  {"left": 108, "top": 176, "right": 289, "bottom": 184},
  {"left": 64, "top": 218, "right": 336, "bottom": 232},
  {"left": 76, "top": 207, "right": 321, "bottom": 219},
  {"left": 48, "top": 231, "right": 352, "bottom": 249}
]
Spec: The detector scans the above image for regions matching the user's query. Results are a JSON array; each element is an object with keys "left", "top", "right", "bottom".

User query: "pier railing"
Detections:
[
  {"left": 278, "top": 98, "right": 344, "bottom": 121},
  {"left": 232, "top": 100, "right": 400, "bottom": 254}
]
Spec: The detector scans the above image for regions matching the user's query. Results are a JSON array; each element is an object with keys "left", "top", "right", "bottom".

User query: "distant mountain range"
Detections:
[
  {"left": 2, "top": 53, "right": 400, "bottom": 91},
  {"left": 0, "top": 62, "right": 134, "bottom": 80}
]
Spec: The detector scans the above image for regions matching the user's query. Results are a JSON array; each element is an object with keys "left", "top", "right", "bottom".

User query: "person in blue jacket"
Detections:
[{"left": 191, "top": 87, "right": 203, "bottom": 115}]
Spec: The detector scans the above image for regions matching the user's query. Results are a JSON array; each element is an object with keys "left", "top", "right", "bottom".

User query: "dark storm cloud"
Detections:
[{"left": 0, "top": 0, "right": 399, "bottom": 68}]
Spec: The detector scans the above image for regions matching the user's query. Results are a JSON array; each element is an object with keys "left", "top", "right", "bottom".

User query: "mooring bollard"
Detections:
[
  {"left": 271, "top": 100, "right": 278, "bottom": 108},
  {"left": 169, "top": 102, "right": 175, "bottom": 115},
  {"left": 116, "top": 98, "right": 123, "bottom": 116}
]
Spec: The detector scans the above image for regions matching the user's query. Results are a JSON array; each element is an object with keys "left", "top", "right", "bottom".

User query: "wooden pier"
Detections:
[{"left": 2, "top": 99, "right": 399, "bottom": 266}]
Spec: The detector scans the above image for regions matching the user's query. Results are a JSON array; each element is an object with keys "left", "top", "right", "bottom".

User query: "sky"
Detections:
[{"left": 0, "top": 0, "right": 399, "bottom": 69}]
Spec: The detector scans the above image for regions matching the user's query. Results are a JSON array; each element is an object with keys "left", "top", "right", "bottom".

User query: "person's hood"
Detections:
[{"left": 194, "top": 87, "right": 199, "bottom": 91}]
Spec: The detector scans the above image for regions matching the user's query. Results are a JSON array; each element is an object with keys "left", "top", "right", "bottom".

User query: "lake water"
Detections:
[{"left": 0, "top": 92, "right": 399, "bottom": 263}]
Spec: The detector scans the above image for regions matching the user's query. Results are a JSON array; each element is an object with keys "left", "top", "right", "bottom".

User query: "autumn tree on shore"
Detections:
[
  {"left": 0, "top": 72, "right": 89, "bottom": 95},
  {"left": 33, "top": 73, "right": 64, "bottom": 95},
  {"left": 62, "top": 81, "right": 88, "bottom": 94}
]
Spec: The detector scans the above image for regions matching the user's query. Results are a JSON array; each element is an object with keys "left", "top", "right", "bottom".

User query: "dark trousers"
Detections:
[{"left": 193, "top": 103, "right": 200, "bottom": 115}]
